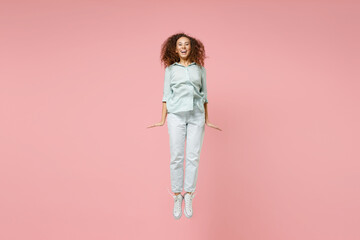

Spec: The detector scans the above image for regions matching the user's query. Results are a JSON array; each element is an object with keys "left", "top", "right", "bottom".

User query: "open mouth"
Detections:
[{"left": 181, "top": 50, "right": 187, "bottom": 54}]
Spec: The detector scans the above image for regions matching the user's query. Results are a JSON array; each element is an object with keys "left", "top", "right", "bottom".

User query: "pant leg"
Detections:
[
  {"left": 167, "top": 112, "right": 187, "bottom": 193},
  {"left": 184, "top": 108, "right": 205, "bottom": 192}
]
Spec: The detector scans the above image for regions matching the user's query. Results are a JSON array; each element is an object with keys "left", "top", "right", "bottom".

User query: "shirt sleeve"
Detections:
[
  {"left": 201, "top": 67, "right": 208, "bottom": 103},
  {"left": 162, "top": 66, "right": 171, "bottom": 102}
]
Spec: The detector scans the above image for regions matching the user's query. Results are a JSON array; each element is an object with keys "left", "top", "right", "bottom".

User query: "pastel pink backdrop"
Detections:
[{"left": 1, "top": 0, "right": 359, "bottom": 240}]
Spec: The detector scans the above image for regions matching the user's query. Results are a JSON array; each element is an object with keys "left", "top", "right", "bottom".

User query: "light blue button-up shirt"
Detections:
[{"left": 162, "top": 62, "right": 208, "bottom": 113}]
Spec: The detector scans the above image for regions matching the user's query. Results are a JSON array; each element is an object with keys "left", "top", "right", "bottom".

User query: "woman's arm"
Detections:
[
  {"left": 160, "top": 67, "right": 171, "bottom": 125},
  {"left": 161, "top": 102, "right": 167, "bottom": 124},
  {"left": 201, "top": 67, "right": 208, "bottom": 104},
  {"left": 147, "top": 68, "right": 170, "bottom": 128},
  {"left": 204, "top": 102, "right": 208, "bottom": 123},
  {"left": 201, "top": 67, "right": 209, "bottom": 123}
]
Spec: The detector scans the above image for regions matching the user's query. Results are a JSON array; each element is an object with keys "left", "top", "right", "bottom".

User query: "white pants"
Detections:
[{"left": 167, "top": 107, "right": 205, "bottom": 193}]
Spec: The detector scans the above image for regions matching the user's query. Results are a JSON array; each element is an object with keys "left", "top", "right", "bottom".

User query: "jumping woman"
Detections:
[{"left": 148, "top": 32, "right": 221, "bottom": 219}]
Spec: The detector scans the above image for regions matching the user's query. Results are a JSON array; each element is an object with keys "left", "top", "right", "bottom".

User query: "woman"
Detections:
[{"left": 148, "top": 33, "right": 221, "bottom": 219}]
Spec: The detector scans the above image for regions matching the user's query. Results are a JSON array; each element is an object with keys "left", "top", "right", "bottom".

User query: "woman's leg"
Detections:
[
  {"left": 184, "top": 109, "right": 205, "bottom": 193},
  {"left": 167, "top": 112, "right": 187, "bottom": 193}
]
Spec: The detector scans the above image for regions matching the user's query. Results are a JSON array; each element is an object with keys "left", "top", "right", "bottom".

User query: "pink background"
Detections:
[{"left": 1, "top": 0, "right": 359, "bottom": 239}]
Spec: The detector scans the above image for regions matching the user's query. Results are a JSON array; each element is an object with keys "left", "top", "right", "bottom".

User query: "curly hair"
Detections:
[{"left": 160, "top": 32, "right": 207, "bottom": 69}]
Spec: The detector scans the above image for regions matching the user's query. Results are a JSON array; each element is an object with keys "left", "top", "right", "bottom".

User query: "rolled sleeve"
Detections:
[
  {"left": 201, "top": 67, "right": 208, "bottom": 103},
  {"left": 162, "top": 67, "right": 171, "bottom": 102}
]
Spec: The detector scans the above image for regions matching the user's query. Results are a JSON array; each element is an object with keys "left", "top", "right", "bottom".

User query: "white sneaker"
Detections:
[
  {"left": 183, "top": 192, "right": 196, "bottom": 218},
  {"left": 168, "top": 188, "right": 183, "bottom": 220}
]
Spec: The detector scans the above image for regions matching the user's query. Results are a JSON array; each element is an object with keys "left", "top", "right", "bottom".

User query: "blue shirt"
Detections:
[{"left": 162, "top": 62, "right": 208, "bottom": 113}]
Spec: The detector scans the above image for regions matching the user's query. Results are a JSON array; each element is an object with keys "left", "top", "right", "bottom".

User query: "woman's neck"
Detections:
[{"left": 178, "top": 59, "right": 192, "bottom": 67}]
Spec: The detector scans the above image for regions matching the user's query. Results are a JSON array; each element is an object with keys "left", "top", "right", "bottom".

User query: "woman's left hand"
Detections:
[{"left": 205, "top": 121, "right": 222, "bottom": 131}]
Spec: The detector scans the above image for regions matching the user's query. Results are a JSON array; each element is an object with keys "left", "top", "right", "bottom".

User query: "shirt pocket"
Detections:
[{"left": 190, "top": 68, "right": 202, "bottom": 87}]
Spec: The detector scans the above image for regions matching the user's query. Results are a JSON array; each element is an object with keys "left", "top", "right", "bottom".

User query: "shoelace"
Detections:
[
  {"left": 168, "top": 188, "right": 182, "bottom": 212},
  {"left": 184, "top": 192, "right": 196, "bottom": 210}
]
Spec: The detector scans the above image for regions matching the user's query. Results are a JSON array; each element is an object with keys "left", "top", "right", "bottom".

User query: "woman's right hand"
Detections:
[{"left": 147, "top": 121, "right": 165, "bottom": 128}]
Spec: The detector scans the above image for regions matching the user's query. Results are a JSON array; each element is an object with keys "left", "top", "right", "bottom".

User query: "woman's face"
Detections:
[{"left": 175, "top": 37, "right": 191, "bottom": 60}]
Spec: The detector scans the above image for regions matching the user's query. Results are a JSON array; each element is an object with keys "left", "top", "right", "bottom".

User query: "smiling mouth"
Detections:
[{"left": 180, "top": 50, "right": 187, "bottom": 54}]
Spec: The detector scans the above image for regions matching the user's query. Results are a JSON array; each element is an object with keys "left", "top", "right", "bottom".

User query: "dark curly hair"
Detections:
[{"left": 160, "top": 32, "right": 207, "bottom": 69}]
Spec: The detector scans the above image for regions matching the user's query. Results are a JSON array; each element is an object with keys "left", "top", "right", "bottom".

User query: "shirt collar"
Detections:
[{"left": 172, "top": 62, "right": 196, "bottom": 67}]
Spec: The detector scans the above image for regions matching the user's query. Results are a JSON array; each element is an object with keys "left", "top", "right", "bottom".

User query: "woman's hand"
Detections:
[
  {"left": 147, "top": 121, "right": 165, "bottom": 128},
  {"left": 205, "top": 120, "right": 222, "bottom": 131}
]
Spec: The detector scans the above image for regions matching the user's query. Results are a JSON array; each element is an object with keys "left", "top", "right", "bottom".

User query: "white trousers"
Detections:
[{"left": 167, "top": 107, "right": 205, "bottom": 193}]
